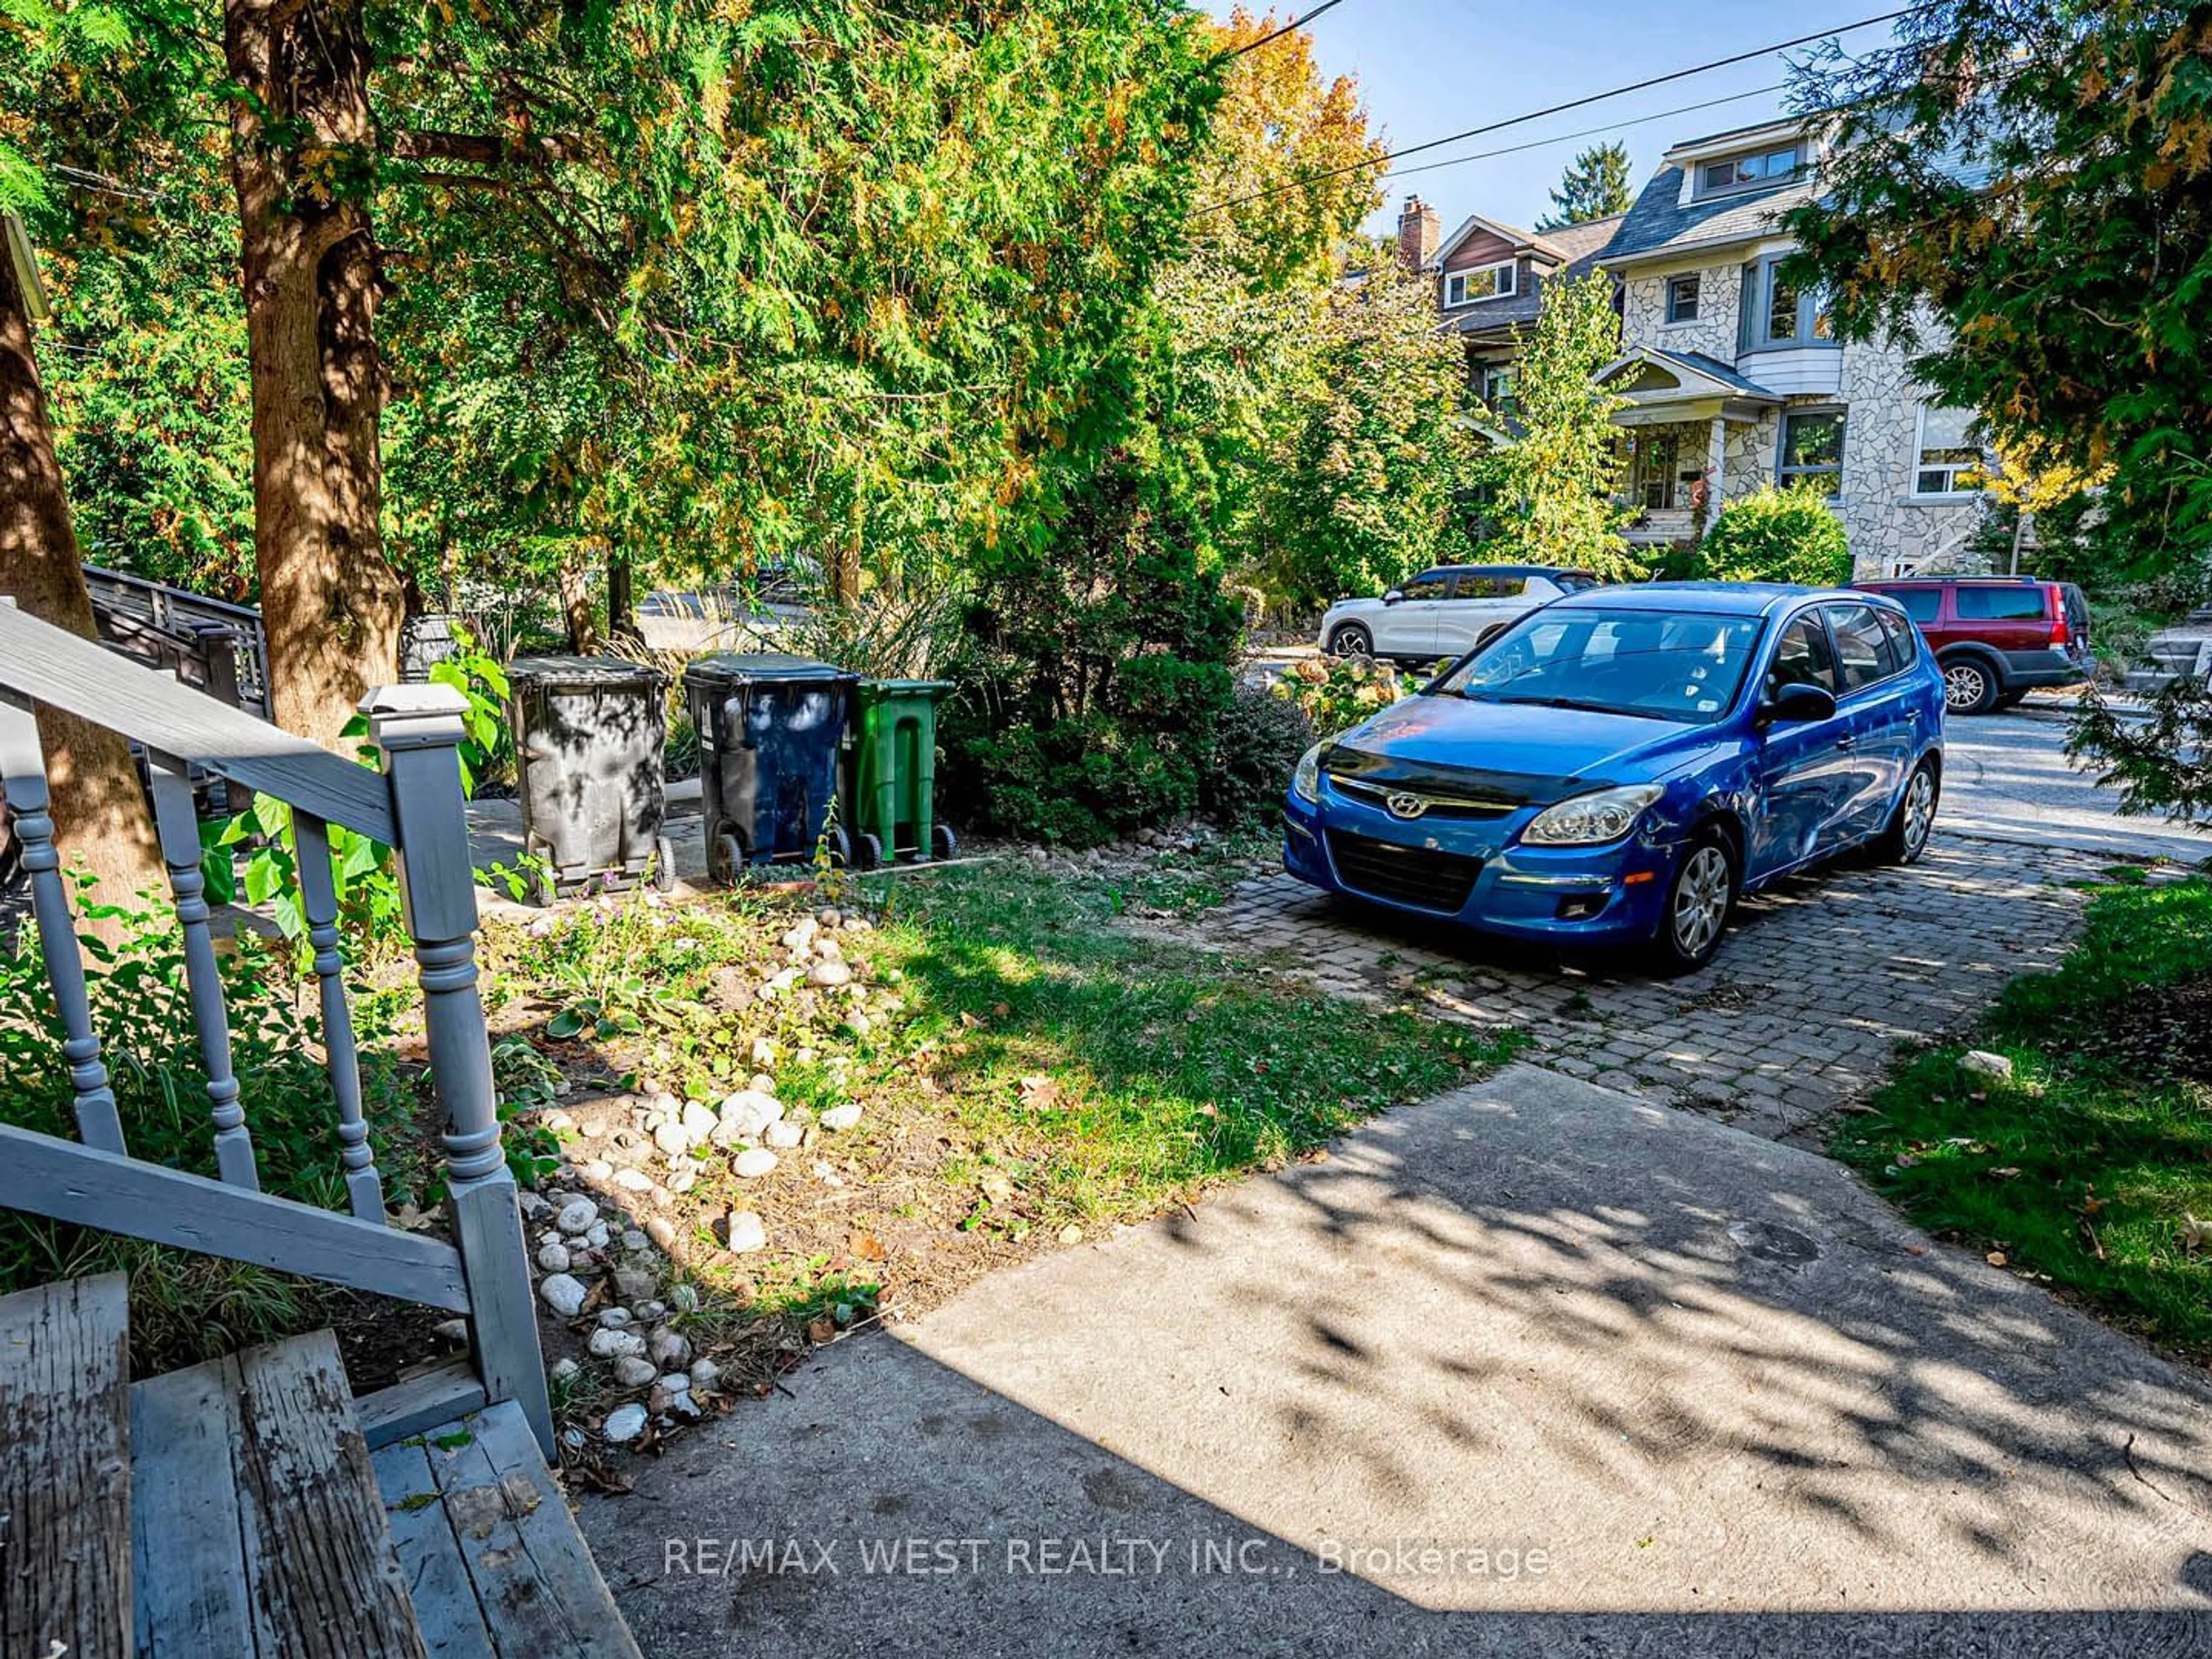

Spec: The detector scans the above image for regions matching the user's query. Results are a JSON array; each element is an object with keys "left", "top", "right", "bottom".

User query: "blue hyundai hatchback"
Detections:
[{"left": 1283, "top": 583, "right": 1945, "bottom": 972}]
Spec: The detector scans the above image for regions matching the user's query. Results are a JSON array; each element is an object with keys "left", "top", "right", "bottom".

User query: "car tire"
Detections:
[
  {"left": 1941, "top": 655, "right": 2001, "bottom": 715},
  {"left": 1328, "top": 622, "right": 1374, "bottom": 657},
  {"left": 1646, "top": 831, "right": 1737, "bottom": 976},
  {"left": 1873, "top": 758, "right": 1940, "bottom": 866}
]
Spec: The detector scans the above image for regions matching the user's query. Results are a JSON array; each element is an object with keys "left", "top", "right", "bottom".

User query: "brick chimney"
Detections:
[{"left": 1397, "top": 194, "right": 1439, "bottom": 275}]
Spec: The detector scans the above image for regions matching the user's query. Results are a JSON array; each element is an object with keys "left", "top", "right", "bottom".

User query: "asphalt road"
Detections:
[{"left": 1939, "top": 698, "right": 2205, "bottom": 864}]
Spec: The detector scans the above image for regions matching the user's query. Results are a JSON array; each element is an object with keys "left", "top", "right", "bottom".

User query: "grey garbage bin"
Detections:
[
  {"left": 509, "top": 655, "right": 675, "bottom": 903},
  {"left": 682, "top": 654, "right": 857, "bottom": 882}
]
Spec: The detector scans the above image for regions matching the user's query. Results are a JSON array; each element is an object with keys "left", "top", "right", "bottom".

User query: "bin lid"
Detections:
[
  {"left": 683, "top": 652, "right": 857, "bottom": 688},
  {"left": 509, "top": 654, "right": 666, "bottom": 689},
  {"left": 856, "top": 678, "right": 954, "bottom": 698}
]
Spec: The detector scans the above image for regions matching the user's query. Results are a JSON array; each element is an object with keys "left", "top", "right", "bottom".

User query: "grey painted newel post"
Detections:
[{"left": 364, "top": 683, "right": 554, "bottom": 1456}]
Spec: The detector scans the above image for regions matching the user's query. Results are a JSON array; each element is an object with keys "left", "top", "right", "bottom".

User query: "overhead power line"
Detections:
[
  {"left": 1194, "top": 3, "right": 1932, "bottom": 216},
  {"left": 1215, "top": 0, "right": 1353, "bottom": 63},
  {"left": 1381, "top": 82, "right": 1790, "bottom": 185}
]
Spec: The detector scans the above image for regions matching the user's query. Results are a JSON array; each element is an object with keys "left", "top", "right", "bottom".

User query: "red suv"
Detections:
[{"left": 1851, "top": 576, "right": 2094, "bottom": 714}]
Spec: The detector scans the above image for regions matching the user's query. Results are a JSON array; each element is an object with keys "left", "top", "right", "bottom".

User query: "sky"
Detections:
[{"left": 1208, "top": 0, "right": 1910, "bottom": 238}]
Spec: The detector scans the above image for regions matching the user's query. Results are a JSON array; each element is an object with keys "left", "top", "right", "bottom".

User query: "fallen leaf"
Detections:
[
  {"left": 993, "top": 1002, "right": 1010, "bottom": 1019},
  {"left": 1017, "top": 1074, "right": 1059, "bottom": 1110},
  {"left": 1986, "top": 1251, "right": 2008, "bottom": 1267},
  {"left": 1058, "top": 1224, "right": 1083, "bottom": 1245},
  {"left": 959, "top": 1011, "right": 983, "bottom": 1030},
  {"left": 1988, "top": 1166, "right": 2022, "bottom": 1180},
  {"left": 849, "top": 1231, "right": 888, "bottom": 1263},
  {"left": 807, "top": 1315, "right": 837, "bottom": 1344},
  {"left": 979, "top": 1169, "right": 1016, "bottom": 1204}
]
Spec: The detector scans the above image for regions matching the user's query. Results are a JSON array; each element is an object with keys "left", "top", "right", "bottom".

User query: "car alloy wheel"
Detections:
[
  {"left": 1944, "top": 661, "right": 1991, "bottom": 713},
  {"left": 1902, "top": 767, "right": 1936, "bottom": 856},
  {"left": 1669, "top": 843, "right": 1732, "bottom": 961},
  {"left": 1329, "top": 623, "right": 1373, "bottom": 658}
]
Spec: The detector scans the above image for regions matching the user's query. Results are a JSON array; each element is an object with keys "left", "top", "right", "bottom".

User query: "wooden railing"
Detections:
[
  {"left": 82, "top": 564, "right": 271, "bottom": 719},
  {"left": 0, "top": 601, "right": 551, "bottom": 1454}
]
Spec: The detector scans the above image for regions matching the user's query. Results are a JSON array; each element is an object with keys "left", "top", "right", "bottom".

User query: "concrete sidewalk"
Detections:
[{"left": 581, "top": 1066, "right": 2212, "bottom": 1657}]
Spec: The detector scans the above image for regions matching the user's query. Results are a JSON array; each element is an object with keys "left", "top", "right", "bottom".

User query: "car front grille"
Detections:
[
  {"left": 1325, "top": 830, "right": 1483, "bottom": 914},
  {"left": 1328, "top": 775, "right": 1516, "bottom": 821}
]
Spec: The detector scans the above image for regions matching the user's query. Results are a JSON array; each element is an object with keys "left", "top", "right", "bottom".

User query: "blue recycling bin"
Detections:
[{"left": 682, "top": 653, "right": 858, "bottom": 882}]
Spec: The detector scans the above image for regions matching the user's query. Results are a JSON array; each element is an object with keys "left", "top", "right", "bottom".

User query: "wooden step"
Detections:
[
  {"left": 373, "top": 1401, "right": 643, "bottom": 1658},
  {"left": 0, "top": 1272, "right": 133, "bottom": 1659},
  {"left": 131, "top": 1329, "right": 426, "bottom": 1657}
]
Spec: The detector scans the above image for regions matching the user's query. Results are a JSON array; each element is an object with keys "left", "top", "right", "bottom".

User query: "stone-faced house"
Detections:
[
  {"left": 1594, "top": 118, "right": 1983, "bottom": 575},
  {"left": 1396, "top": 195, "right": 1624, "bottom": 430}
]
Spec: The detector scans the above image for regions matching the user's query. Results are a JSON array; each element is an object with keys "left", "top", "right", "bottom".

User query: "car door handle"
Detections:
[{"left": 1835, "top": 734, "right": 1856, "bottom": 751}]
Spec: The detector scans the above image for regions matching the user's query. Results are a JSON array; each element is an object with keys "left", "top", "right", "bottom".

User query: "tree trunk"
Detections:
[
  {"left": 226, "top": 0, "right": 404, "bottom": 749},
  {"left": 606, "top": 544, "right": 633, "bottom": 644},
  {"left": 558, "top": 556, "right": 600, "bottom": 654},
  {"left": 0, "top": 237, "right": 164, "bottom": 914}
]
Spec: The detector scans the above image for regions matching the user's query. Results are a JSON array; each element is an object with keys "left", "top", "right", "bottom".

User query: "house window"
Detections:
[
  {"left": 1699, "top": 146, "right": 1801, "bottom": 196},
  {"left": 1479, "top": 366, "right": 1517, "bottom": 415},
  {"left": 1779, "top": 408, "right": 1847, "bottom": 494},
  {"left": 1445, "top": 260, "right": 1516, "bottom": 307},
  {"left": 1914, "top": 404, "right": 1980, "bottom": 496},
  {"left": 1741, "top": 254, "right": 1834, "bottom": 351},
  {"left": 1665, "top": 274, "right": 1700, "bottom": 323}
]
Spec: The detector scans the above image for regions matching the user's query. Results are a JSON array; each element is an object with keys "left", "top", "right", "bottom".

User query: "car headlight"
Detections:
[
  {"left": 1521, "top": 783, "right": 1665, "bottom": 846},
  {"left": 1291, "top": 743, "right": 1324, "bottom": 804}
]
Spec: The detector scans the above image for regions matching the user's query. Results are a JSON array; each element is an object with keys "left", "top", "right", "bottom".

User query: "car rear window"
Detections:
[
  {"left": 1952, "top": 584, "right": 2047, "bottom": 620},
  {"left": 1455, "top": 574, "right": 1528, "bottom": 599},
  {"left": 1825, "top": 603, "right": 1899, "bottom": 691},
  {"left": 1875, "top": 608, "right": 1919, "bottom": 666}
]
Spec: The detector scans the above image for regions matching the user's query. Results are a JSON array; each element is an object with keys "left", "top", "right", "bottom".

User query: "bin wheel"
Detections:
[
  {"left": 931, "top": 824, "right": 957, "bottom": 862},
  {"left": 712, "top": 832, "right": 746, "bottom": 886},
  {"left": 533, "top": 866, "right": 560, "bottom": 908},
  {"left": 653, "top": 836, "right": 676, "bottom": 892},
  {"left": 855, "top": 831, "right": 884, "bottom": 870},
  {"left": 827, "top": 824, "right": 853, "bottom": 868}
]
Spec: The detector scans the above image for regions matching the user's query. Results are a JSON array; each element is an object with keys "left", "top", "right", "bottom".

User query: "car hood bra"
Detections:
[{"left": 1325, "top": 695, "right": 1715, "bottom": 806}]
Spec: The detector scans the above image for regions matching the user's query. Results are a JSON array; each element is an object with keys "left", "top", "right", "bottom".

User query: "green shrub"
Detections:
[
  {"left": 1202, "top": 684, "right": 1315, "bottom": 828},
  {"left": 1694, "top": 483, "right": 1852, "bottom": 586},
  {"left": 1272, "top": 653, "right": 1408, "bottom": 737},
  {"left": 943, "top": 463, "right": 1243, "bottom": 847}
]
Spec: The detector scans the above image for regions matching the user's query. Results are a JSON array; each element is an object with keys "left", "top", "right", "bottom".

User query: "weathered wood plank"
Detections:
[
  {"left": 0, "top": 603, "right": 393, "bottom": 842},
  {"left": 232, "top": 1333, "right": 425, "bottom": 1658},
  {"left": 0, "top": 1274, "right": 131, "bottom": 1659},
  {"left": 422, "top": 1401, "right": 643, "bottom": 1659},
  {"left": 131, "top": 1350, "right": 254, "bottom": 1658},
  {"left": 374, "top": 1440, "right": 498, "bottom": 1659},
  {"left": 359, "top": 1360, "right": 488, "bottom": 1450},
  {"left": 0, "top": 1124, "right": 471, "bottom": 1312}
]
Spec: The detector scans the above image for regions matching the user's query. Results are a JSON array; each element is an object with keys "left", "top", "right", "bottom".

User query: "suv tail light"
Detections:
[{"left": 2047, "top": 586, "right": 2070, "bottom": 646}]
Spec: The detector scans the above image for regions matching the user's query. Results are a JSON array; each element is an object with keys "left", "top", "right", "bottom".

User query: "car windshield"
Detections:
[{"left": 1429, "top": 607, "right": 1765, "bottom": 725}]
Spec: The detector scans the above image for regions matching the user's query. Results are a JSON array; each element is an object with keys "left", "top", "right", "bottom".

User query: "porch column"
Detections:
[{"left": 1701, "top": 416, "right": 1728, "bottom": 539}]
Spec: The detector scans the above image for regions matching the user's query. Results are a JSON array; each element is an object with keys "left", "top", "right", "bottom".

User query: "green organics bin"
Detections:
[{"left": 846, "top": 679, "right": 955, "bottom": 868}]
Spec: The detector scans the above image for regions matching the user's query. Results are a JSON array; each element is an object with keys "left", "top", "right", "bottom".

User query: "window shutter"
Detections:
[{"left": 1738, "top": 263, "right": 1758, "bottom": 353}]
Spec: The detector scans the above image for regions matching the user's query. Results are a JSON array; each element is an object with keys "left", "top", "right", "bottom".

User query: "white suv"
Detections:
[{"left": 1318, "top": 566, "right": 1598, "bottom": 664}]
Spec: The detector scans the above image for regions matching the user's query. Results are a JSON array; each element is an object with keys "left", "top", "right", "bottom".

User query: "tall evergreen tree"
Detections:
[{"left": 1535, "top": 142, "right": 1633, "bottom": 231}]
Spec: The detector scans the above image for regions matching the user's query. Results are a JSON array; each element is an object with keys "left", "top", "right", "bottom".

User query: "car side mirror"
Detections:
[
  {"left": 1381, "top": 589, "right": 1404, "bottom": 605},
  {"left": 1762, "top": 682, "right": 1838, "bottom": 725}
]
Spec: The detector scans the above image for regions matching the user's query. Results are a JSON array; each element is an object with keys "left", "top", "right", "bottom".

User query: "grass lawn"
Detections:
[{"left": 1834, "top": 874, "right": 2212, "bottom": 1360}]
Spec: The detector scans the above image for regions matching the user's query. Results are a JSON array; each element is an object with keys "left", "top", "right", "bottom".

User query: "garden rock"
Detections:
[
  {"left": 764, "top": 1120, "right": 805, "bottom": 1150},
  {"left": 555, "top": 1198, "right": 600, "bottom": 1236},
  {"left": 653, "top": 1119, "right": 693, "bottom": 1158},
  {"left": 536, "top": 1242, "right": 573, "bottom": 1274},
  {"left": 622, "top": 1228, "right": 652, "bottom": 1252},
  {"left": 649, "top": 1327, "right": 692, "bottom": 1368},
  {"left": 724, "top": 1210, "right": 768, "bottom": 1253},
  {"left": 646, "top": 1216, "right": 679, "bottom": 1251},
  {"left": 613, "top": 1355, "right": 658, "bottom": 1388},
  {"left": 586, "top": 1220, "right": 612, "bottom": 1247},
  {"left": 671, "top": 1284, "right": 701, "bottom": 1313},
  {"left": 588, "top": 1327, "right": 647, "bottom": 1360},
  {"left": 820, "top": 1103, "right": 863, "bottom": 1132},
  {"left": 688, "top": 1357, "right": 720, "bottom": 1389},
  {"left": 614, "top": 1266, "right": 658, "bottom": 1304},
  {"left": 733, "top": 1148, "right": 779, "bottom": 1179},
  {"left": 433, "top": 1319, "right": 468, "bottom": 1344},
  {"left": 551, "top": 1357, "right": 580, "bottom": 1383},
  {"left": 603, "top": 1403, "right": 649, "bottom": 1444},
  {"left": 518, "top": 1191, "right": 552, "bottom": 1221},
  {"left": 714, "top": 1089, "right": 785, "bottom": 1144},
  {"left": 807, "top": 959, "right": 853, "bottom": 988},
  {"left": 598, "top": 1308, "right": 634, "bottom": 1329},
  {"left": 613, "top": 1168, "right": 653, "bottom": 1194},
  {"left": 681, "top": 1100, "right": 717, "bottom": 1143},
  {"left": 1961, "top": 1050, "right": 2016, "bottom": 1081},
  {"left": 538, "top": 1274, "right": 588, "bottom": 1317}
]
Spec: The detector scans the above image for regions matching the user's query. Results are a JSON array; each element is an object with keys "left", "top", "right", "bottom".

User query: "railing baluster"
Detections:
[
  {"left": 291, "top": 809, "right": 383, "bottom": 1221},
  {"left": 366, "top": 685, "right": 554, "bottom": 1458},
  {"left": 0, "top": 697, "right": 127, "bottom": 1153},
  {"left": 146, "top": 750, "right": 256, "bottom": 1188}
]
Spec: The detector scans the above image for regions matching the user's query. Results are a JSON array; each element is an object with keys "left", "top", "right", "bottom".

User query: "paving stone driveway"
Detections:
[{"left": 1183, "top": 834, "right": 2112, "bottom": 1143}]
